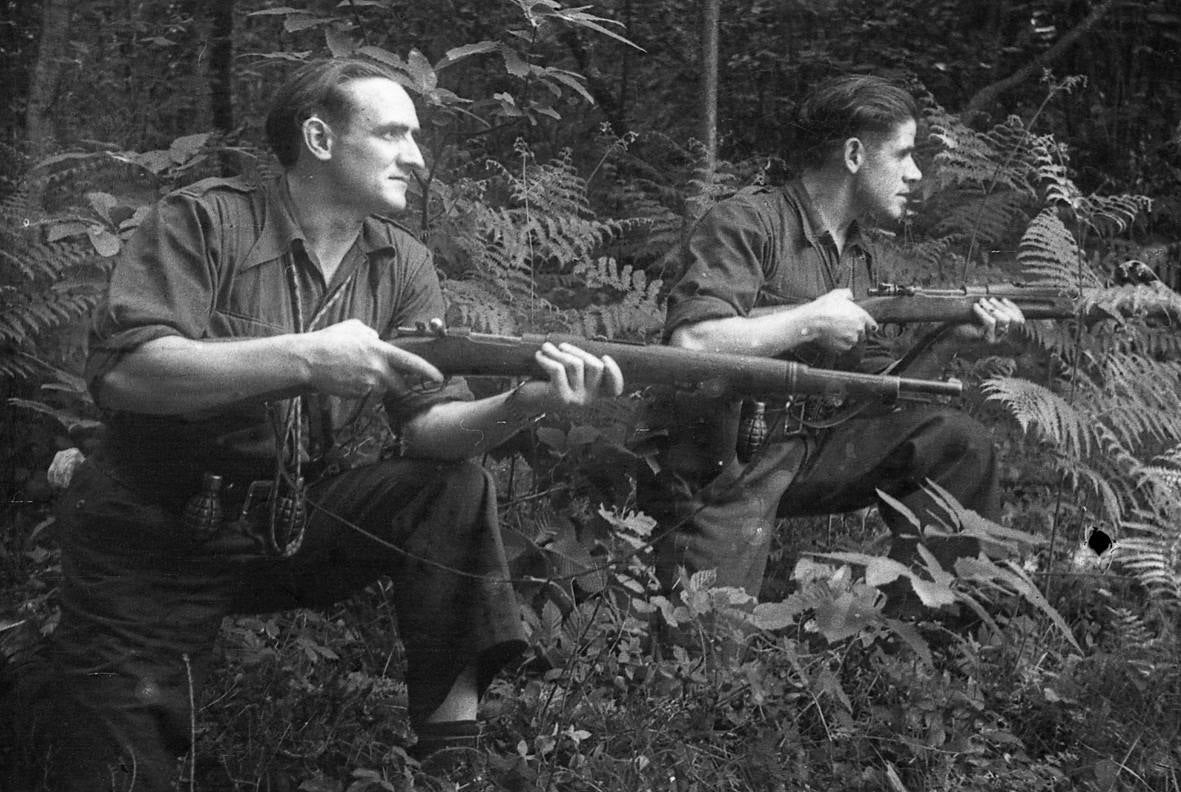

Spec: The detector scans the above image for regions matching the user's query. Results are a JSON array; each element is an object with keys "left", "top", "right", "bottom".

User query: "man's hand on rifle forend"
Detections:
[
  {"left": 799, "top": 288, "right": 878, "bottom": 353},
  {"left": 961, "top": 297, "right": 1026, "bottom": 343},
  {"left": 514, "top": 341, "right": 625, "bottom": 411},
  {"left": 304, "top": 319, "right": 445, "bottom": 399}
]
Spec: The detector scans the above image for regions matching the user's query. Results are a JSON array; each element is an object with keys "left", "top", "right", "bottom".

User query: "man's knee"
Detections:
[
  {"left": 916, "top": 409, "right": 996, "bottom": 477},
  {"left": 432, "top": 459, "right": 494, "bottom": 499}
]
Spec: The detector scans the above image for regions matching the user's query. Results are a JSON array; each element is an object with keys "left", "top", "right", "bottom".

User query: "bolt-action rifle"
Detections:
[
  {"left": 389, "top": 321, "right": 962, "bottom": 405},
  {"left": 859, "top": 280, "right": 1179, "bottom": 325},
  {"left": 749, "top": 278, "right": 1177, "bottom": 327},
  {"left": 861, "top": 282, "right": 1078, "bottom": 324}
]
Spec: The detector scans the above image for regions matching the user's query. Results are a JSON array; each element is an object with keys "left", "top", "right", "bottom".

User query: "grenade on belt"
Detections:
[
  {"left": 183, "top": 472, "right": 224, "bottom": 541},
  {"left": 736, "top": 400, "right": 768, "bottom": 464},
  {"left": 268, "top": 476, "right": 307, "bottom": 557}
]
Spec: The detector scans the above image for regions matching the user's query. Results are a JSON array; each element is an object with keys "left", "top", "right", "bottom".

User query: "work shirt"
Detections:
[
  {"left": 87, "top": 176, "right": 469, "bottom": 493},
  {"left": 662, "top": 180, "right": 880, "bottom": 371}
]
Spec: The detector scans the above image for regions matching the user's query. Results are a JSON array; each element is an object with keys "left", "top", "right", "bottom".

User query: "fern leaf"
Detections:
[{"left": 982, "top": 376, "right": 1093, "bottom": 456}]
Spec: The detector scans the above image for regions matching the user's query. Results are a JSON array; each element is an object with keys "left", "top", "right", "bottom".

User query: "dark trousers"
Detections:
[
  {"left": 642, "top": 406, "right": 1000, "bottom": 593},
  {"left": 8, "top": 457, "right": 526, "bottom": 792}
]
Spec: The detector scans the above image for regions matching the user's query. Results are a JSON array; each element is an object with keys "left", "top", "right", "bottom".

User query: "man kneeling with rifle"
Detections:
[
  {"left": 7, "top": 58, "right": 625, "bottom": 791},
  {"left": 638, "top": 75, "right": 1026, "bottom": 599}
]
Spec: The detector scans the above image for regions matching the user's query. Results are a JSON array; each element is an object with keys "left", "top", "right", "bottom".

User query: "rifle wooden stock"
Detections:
[{"left": 389, "top": 326, "right": 962, "bottom": 403}]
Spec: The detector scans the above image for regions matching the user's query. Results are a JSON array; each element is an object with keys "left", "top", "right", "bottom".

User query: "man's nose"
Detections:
[{"left": 400, "top": 138, "right": 425, "bottom": 171}]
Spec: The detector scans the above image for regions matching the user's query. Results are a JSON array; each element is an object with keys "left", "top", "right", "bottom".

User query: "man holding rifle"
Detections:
[
  {"left": 640, "top": 75, "right": 1025, "bottom": 596},
  {"left": 8, "top": 57, "right": 623, "bottom": 790}
]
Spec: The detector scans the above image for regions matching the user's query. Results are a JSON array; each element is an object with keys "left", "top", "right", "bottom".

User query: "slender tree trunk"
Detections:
[
  {"left": 208, "top": 1, "right": 235, "bottom": 133},
  {"left": 619, "top": 0, "right": 632, "bottom": 130},
  {"left": 700, "top": 0, "right": 720, "bottom": 173},
  {"left": 24, "top": 0, "right": 72, "bottom": 156}
]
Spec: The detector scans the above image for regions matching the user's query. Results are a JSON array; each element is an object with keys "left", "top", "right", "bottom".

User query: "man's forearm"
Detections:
[
  {"left": 95, "top": 335, "right": 311, "bottom": 414},
  {"left": 399, "top": 383, "right": 548, "bottom": 460},
  {"left": 669, "top": 310, "right": 816, "bottom": 357}
]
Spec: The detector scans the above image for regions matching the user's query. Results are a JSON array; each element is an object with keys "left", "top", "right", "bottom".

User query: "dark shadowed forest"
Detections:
[{"left": 1, "top": 1, "right": 1180, "bottom": 789}]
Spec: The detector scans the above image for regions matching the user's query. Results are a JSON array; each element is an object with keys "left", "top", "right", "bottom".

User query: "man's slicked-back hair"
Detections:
[
  {"left": 265, "top": 57, "right": 402, "bottom": 167},
  {"left": 795, "top": 74, "right": 919, "bottom": 170}
]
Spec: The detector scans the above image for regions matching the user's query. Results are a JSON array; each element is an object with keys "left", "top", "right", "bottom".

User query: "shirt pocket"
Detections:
[{"left": 210, "top": 266, "right": 291, "bottom": 338}]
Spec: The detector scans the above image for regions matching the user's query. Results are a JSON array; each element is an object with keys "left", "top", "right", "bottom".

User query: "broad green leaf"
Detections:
[
  {"left": 915, "top": 543, "right": 955, "bottom": 587},
  {"left": 437, "top": 41, "right": 501, "bottom": 70},
  {"left": 543, "top": 6, "right": 645, "bottom": 51},
  {"left": 751, "top": 599, "right": 802, "bottom": 631},
  {"left": 85, "top": 192, "right": 118, "bottom": 222},
  {"left": 46, "top": 221, "right": 89, "bottom": 242},
  {"left": 406, "top": 48, "right": 437, "bottom": 91},
  {"left": 792, "top": 557, "right": 836, "bottom": 583},
  {"left": 543, "top": 68, "right": 594, "bottom": 104},
  {"left": 813, "top": 590, "right": 877, "bottom": 642},
  {"left": 285, "top": 15, "right": 330, "bottom": 33},
  {"left": 565, "top": 424, "right": 600, "bottom": 446},
  {"left": 87, "top": 228, "right": 121, "bottom": 257},
  {"left": 325, "top": 26, "right": 357, "bottom": 57},
  {"left": 169, "top": 133, "right": 211, "bottom": 165},
  {"left": 357, "top": 45, "right": 407, "bottom": 71},
  {"left": 865, "top": 557, "right": 909, "bottom": 587},
  {"left": 876, "top": 488, "right": 922, "bottom": 532},
  {"left": 597, "top": 505, "right": 656, "bottom": 537},
  {"left": 247, "top": 7, "right": 305, "bottom": 16},
  {"left": 540, "top": 598, "right": 563, "bottom": 636},
  {"left": 132, "top": 149, "right": 172, "bottom": 174},
  {"left": 500, "top": 48, "right": 531, "bottom": 79},
  {"left": 908, "top": 576, "right": 956, "bottom": 608}
]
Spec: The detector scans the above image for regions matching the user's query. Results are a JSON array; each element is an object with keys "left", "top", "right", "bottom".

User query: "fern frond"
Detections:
[
  {"left": 982, "top": 376, "right": 1094, "bottom": 456},
  {"left": 926, "top": 109, "right": 1040, "bottom": 197},
  {"left": 933, "top": 188, "right": 1032, "bottom": 248},
  {"left": 441, "top": 278, "right": 527, "bottom": 334},
  {"left": 1115, "top": 521, "right": 1181, "bottom": 608},
  {"left": 1074, "top": 193, "right": 1152, "bottom": 235},
  {"left": 1018, "top": 209, "right": 1102, "bottom": 287},
  {"left": 566, "top": 257, "right": 663, "bottom": 340}
]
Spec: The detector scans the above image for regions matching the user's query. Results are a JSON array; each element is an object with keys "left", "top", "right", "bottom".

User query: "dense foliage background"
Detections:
[{"left": 2, "top": 1, "right": 1180, "bottom": 790}]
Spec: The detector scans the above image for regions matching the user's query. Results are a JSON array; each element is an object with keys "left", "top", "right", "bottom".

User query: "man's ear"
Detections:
[
  {"left": 301, "top": 116, "right": 333, "bottom": 162},
  {"left": 843, "top": 137, "right": 865, "bottom": 173}
]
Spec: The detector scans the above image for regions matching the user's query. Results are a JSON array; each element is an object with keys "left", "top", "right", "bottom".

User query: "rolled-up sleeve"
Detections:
[
  {"left": 662, "top": 197, "right": 770, "bottom": 342},
  {"left": 85, "top": 194, "right": 216, "bottom": 396}
]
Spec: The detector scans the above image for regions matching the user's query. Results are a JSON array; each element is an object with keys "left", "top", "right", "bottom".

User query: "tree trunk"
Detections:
[
  {"left": 208, "top": 1, "right": 235, "bottom": 133},
  {"left": 24, "top": 0, "right": 72, "bottom": 157},
  {"left": 964, "top": 0, "right": 1117, "bottom": 117},
  {"left": 700, "top": 0, "right": 720, "bottom": 173}
]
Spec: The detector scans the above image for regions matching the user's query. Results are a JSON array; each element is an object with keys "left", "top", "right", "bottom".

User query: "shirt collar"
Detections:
[{"left": 239, "top": 177, "right": 399, "bottom": 270}]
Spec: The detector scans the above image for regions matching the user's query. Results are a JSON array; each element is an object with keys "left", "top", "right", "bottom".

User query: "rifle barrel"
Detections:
[{"left": 390, "top": 328, "right": 962, "bottom": 402}]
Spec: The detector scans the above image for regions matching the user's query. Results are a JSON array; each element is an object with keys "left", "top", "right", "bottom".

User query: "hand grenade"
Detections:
[
  {"left": 182, "top": 473, "right": 224, "bottom": 541},
  {"left": 736, "top": 401, "right": 767, "bottom": 463},
  {"left": 268, "top": 476, "right": 307, "bottom": 557}
]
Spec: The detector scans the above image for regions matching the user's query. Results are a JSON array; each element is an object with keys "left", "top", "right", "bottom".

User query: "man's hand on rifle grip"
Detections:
[
  {"left": 304, "top": 319, "right": 444, "bottom": 399},
  {"left": 798, "top": 288, "right": 879, "bottom": 353}
]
